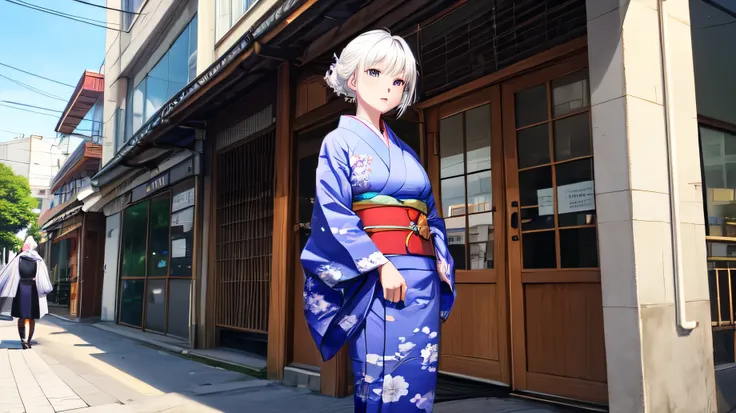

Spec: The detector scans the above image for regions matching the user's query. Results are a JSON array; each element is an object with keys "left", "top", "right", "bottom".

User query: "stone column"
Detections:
[{"left": 587, "top": 0, "right": 716, "bottom": 411}]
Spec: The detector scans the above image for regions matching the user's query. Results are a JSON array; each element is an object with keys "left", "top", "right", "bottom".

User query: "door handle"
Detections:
[{"left": 510, "top": 201, "right": 520, "bottom": 241}]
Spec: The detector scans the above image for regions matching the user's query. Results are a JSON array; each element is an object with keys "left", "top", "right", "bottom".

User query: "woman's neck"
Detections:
[{"left": 354, "top": 105, "right": 383, "bottom": 133}]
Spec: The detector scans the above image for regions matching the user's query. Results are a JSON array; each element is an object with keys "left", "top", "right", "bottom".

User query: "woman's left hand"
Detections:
[{"left": 437, "top": 257, "right": 452, "bottom": 291}]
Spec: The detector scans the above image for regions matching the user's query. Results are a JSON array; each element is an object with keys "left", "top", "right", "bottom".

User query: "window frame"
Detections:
[
  {"left": 117, "top": 178, "right": 196, "bottom": 335},
  {"left": 122, "top": 0, "right": 147, "bottom": 31},
  {"left": 215, "top": 0, "right": 261, "bottom": 42}
]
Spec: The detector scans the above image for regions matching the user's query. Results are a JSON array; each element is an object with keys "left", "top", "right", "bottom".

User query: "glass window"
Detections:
[
  {"left": 147, "top": 195, "right": 171, "bottom": 277},
  {"left": 514, "top": 70, "right": 598, "bottom": 269},
  {"left": 145, "top": 279, "right": 167, "bottom": 332},
  {"left": 120, "top": 279, "right": 144, "bottom": 327},
  {"left": 171, "top": 181, "right": 195, "bottom": 277},
  {"left": 701, "top": 127, "right": 736, "bottom": 238},
  {"left": 167, "top": 279, "right": 191, "bottom": 338},
  {"left": 121, "top": 202, "right": 149, "bottom": 277},
  {"left": 123, "top": 16, "right": 198, "bottom": 147},
  {"left": 122, "top": 0, "right": 144, "bottom": 30},
  {"left": 438, "top": 104, "right": 494, "bottom": 270},
  {"left": 691, "top": 0, "right": 736, "bottom": 126},
  {"left": 132, "top": 80, "right": 145, "bottom": 135},
  {"left": 216, "top": 0, "right": 258, "bottom": 40}
]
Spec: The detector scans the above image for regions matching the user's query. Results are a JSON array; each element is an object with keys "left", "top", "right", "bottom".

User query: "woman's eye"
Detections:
[
  {"left": 393, "top": 79, "right": 405, "bottom": 87},
  {"left": 367, "top": 69, "right": 381, "bottom": 77}
]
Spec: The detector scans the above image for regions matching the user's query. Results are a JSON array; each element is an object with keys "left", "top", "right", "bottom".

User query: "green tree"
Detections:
[{"left": 0, "top": 164, "right": 36, "bottom": 252}]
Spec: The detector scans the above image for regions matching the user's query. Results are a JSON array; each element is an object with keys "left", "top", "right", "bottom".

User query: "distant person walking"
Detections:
[{"left": 0, "top": 236, "right": 53, "bottom": 349}]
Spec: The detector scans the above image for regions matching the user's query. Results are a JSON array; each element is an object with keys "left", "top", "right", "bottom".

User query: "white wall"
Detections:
[{"left": 100, "top": 213, "right": 121, "bottom": 322}]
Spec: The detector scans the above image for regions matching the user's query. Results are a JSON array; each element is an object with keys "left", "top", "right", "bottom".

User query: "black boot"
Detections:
[{"left": 17, "top": 320, "right": 27, "bottom": 349}]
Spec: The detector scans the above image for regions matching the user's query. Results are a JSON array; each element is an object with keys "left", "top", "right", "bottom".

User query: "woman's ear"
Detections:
[{"left": 348, "top": 74, "right": 357, "bottom": 93}]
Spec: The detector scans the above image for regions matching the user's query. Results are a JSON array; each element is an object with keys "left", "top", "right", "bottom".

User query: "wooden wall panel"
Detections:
[{"left": 524, "top": 283, "right": 607, "bottom": 383}]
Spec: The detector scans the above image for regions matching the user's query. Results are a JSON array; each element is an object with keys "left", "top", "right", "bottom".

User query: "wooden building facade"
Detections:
[
  {"left": 196, "top": 0, "right": 607, "bottom": 406},
  {"left": 104, "top": 0, "right": 609, "bottom": 406}
]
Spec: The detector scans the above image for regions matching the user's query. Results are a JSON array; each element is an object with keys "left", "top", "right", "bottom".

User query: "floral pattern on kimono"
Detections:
[{"left": 300, "top": 115, "right": 456, "bottom": 412}]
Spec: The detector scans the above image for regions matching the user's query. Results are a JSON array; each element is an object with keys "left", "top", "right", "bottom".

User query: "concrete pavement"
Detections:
[{"left": 0, "top": 317, "right": 572, "bottom": 412}]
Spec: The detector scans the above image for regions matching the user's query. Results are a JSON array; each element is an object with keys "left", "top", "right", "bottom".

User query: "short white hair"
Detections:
[{"left": 324, "top": 29, "right": 418, "bottom": 117}]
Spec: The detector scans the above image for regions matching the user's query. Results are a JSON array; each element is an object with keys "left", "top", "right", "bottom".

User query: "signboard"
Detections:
[
  {"left": 537, "top": 188, "right": 554, "bottom": 216},
  {"left": 557, "top": 180, "right": 595, "bottom": 214},
  {"left": 132, "top": 172, "right": 169, "bottom": 202}
]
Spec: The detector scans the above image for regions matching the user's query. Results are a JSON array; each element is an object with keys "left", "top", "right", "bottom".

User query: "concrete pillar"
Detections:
[
  {"left": 587, "top": 0, "right": 717, "bottom": 411},
  {"left": 102, "top": 0, "right": 123, "bottom": 165},
  {"left": 197, "top": 0, "right": 216, "bottom": 73}
]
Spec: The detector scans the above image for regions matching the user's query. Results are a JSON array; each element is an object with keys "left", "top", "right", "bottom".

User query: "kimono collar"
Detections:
[{"left": 338, "top": 115, "right": 397, "bottom": 167}]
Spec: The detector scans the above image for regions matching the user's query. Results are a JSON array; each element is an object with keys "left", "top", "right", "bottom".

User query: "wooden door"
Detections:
[
  {"left": 502, "top": 55, "right": 608, "bottom": 404},
  {"left": 290, "top": 122, "right": 336, "bottom": 369},
  {"left": 430, "top": 87, "right": 510, "bottom": 384},
  {"left": 69, "top": 237, "right": 79, "bottom": 317}
]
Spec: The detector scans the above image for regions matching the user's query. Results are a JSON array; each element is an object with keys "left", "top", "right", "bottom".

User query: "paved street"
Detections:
[{"left": 0, "top": 317, "right": 571, "bottom": 413}]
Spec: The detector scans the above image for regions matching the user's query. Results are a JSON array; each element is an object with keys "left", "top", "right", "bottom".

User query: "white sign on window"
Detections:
[
  {"left": 557, "top": 180, "right": 595, "bottom": 214},
  {"left": 537, "top": 188, "right": 554, "bottom": 216},
  {"left": 172, "top": 188, "right": 195, "bottom": 212}
]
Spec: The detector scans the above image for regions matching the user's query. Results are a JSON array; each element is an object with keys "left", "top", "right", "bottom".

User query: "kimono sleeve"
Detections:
[
  {"left": 300, "top": 131, "right": 388, "bottom": 288},
  {"left": 426, "top": 189, "right": 457, "bottom": 321}
]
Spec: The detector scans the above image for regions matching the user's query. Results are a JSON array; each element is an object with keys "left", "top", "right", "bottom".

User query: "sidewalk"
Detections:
[{"left": 0, "top": 317, "right": 574, "bottom": 412}]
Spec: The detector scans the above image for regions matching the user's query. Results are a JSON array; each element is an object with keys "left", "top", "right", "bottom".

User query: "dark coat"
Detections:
[{"left": 11, "top": 257, "right": 40, "bottom": 320}]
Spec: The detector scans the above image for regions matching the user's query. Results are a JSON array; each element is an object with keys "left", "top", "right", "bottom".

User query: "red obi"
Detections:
[{"left": 355, "top": 206, "right": 435, "bottom": 257}]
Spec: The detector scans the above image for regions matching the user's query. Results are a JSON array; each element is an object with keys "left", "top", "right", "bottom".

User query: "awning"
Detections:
[
  {"left": 49, "top": 142, "right": 102, "bottom": 193},
  {"left": 42, "top": 205, "right": 83, "bottom": 232},
  {"left": 54, "top": 222, "right": 82, "bottom": 243},
  {"left": 55, "top": 71, "right": 104, "bottom": 134}
]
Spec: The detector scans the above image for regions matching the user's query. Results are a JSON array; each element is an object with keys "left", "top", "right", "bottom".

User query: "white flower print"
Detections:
[
  {"left": 305, "top": 293, "right": 333, "bottom": 315},
  {"left": 365, "top": 353, "right": 396, "bottom": 366},
  {"left": 420, "top": 343, "right": 439, "bottom": 371},
  {"left": 428, "top": 331, "right": 438, "bottom": 339},
  {"left": 350, "top": 154, "right": 373, "bottom": 190},
  {"left": 437, "top": 255, "right": 452, "bottom": 289},
  {"left": 421, "top": 326, "right": 430, "bottom": 334},
  {"left": 305, "top": 278, "right": 315, "bottom": 291},
  {"left": 410, "top": 391, "right": 435, "bottom": 412},
  {"left": 338, "top": 314, "right": 358, "bottom": 331},
  {"left": 398, "top": 337, "right": 406, "bottom": 343},
  {"left": 356, "top": 251, "right": 388, "bottom": 272},
  {"left": 397, "top": 341, "right": 416, "bottom": 354},
  {"left": 381, "top": 375, "right": 409, "bottom": 403},
  {"left": 316, "top": 264, "right": 342, "bottom": 283},
  {"left": 413, "top": 328, "right": 420, "bottom": 333}
]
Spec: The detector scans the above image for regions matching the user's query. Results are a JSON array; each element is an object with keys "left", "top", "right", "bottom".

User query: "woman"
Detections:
[
  {"left": 300, "top": 29, "right": 455, "bottom": 412},
  {"left": 0, "top": 236, "right": 53, "bottom": 349}
]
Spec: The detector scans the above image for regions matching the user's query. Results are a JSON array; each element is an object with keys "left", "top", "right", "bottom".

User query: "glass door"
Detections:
[
  {"left": 430, "top": 87, "right": 510, "bottom": 385},
  {"left": 501, "top": 55, "right": 608, "bottom": 404}
]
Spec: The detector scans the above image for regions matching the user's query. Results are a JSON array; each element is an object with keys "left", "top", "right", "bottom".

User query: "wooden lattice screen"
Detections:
[
  {"left": 419, "top": 0, "right": 587, "bottom": 97},
  {"left": 214, "top": 129, "right": 275, "bottom": 334}
]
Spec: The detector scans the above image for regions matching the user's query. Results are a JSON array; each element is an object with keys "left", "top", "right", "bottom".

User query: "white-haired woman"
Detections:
[
  {"left": 0, "top": 236, "right": 53, "bottom": 349},
  {"left": 300, "top": 29, "right": 455, "bottom": 412}
]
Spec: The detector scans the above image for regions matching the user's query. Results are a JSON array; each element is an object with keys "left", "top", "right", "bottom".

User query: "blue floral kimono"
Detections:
[{"left": 300, "top": 115, "right": 456, "bottom": 412}]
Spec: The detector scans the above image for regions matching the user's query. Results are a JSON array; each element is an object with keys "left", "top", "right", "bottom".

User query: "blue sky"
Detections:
[{"left": 0, "top": 0, "right": 108, "bottom": 150}]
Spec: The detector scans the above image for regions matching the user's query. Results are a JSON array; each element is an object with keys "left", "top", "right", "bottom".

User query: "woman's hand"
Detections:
[{"left": 378, "top": 261, "right": 406, "bottom": 303}]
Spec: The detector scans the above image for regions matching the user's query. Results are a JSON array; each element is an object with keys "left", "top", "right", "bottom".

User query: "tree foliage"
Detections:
[{"left": 0, "top": 163, "right": 37, "bottom": 252}]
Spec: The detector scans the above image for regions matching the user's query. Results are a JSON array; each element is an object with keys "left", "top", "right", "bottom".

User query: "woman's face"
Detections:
[{"left": 350, "top": 60, "right": 406, "bottom": 114}]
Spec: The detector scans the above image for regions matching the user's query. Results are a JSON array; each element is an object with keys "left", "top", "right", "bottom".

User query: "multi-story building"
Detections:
[
  {"left": 0, "top": 135, "right": 70, "bottom": 213},
  {"left": 37, "top": 70, "right": 106, "bottom": 321},
  {"left": 89, "top": 0, "right": 736, "bottom": 411}
]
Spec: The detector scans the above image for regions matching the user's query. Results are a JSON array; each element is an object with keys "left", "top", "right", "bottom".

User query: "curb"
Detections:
[{"left": 90, "top": 323, "right": 266, "bottom": 378}]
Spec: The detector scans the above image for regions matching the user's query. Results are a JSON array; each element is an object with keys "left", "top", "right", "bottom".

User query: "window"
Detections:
[
  {"left": 124, "top": 15, "right": 198, "bottom": 142},
  {"left": 438, "top": 104, "right": 494, "bottom": 270},
  {"left": 117, "top": 179, "right": 195, "bottom": 337},
  {"left": 700, "top": 127, "right": 736, "bottom": 238},
  {"left": 216, "top": 0, "right": 259, "bottom": 40},
  {"left": 122, "top": 0, "right": 144, "bottom": 31}
]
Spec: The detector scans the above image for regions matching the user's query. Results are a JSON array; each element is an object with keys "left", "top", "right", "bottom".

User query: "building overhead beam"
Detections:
[{"left": 299, "top": 0, "right": 418, "bottom": 65}]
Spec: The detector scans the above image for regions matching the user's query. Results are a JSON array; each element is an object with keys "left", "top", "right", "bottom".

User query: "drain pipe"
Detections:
[{"left": 658, "top": 0, "right": 697, "bottom": 331}]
